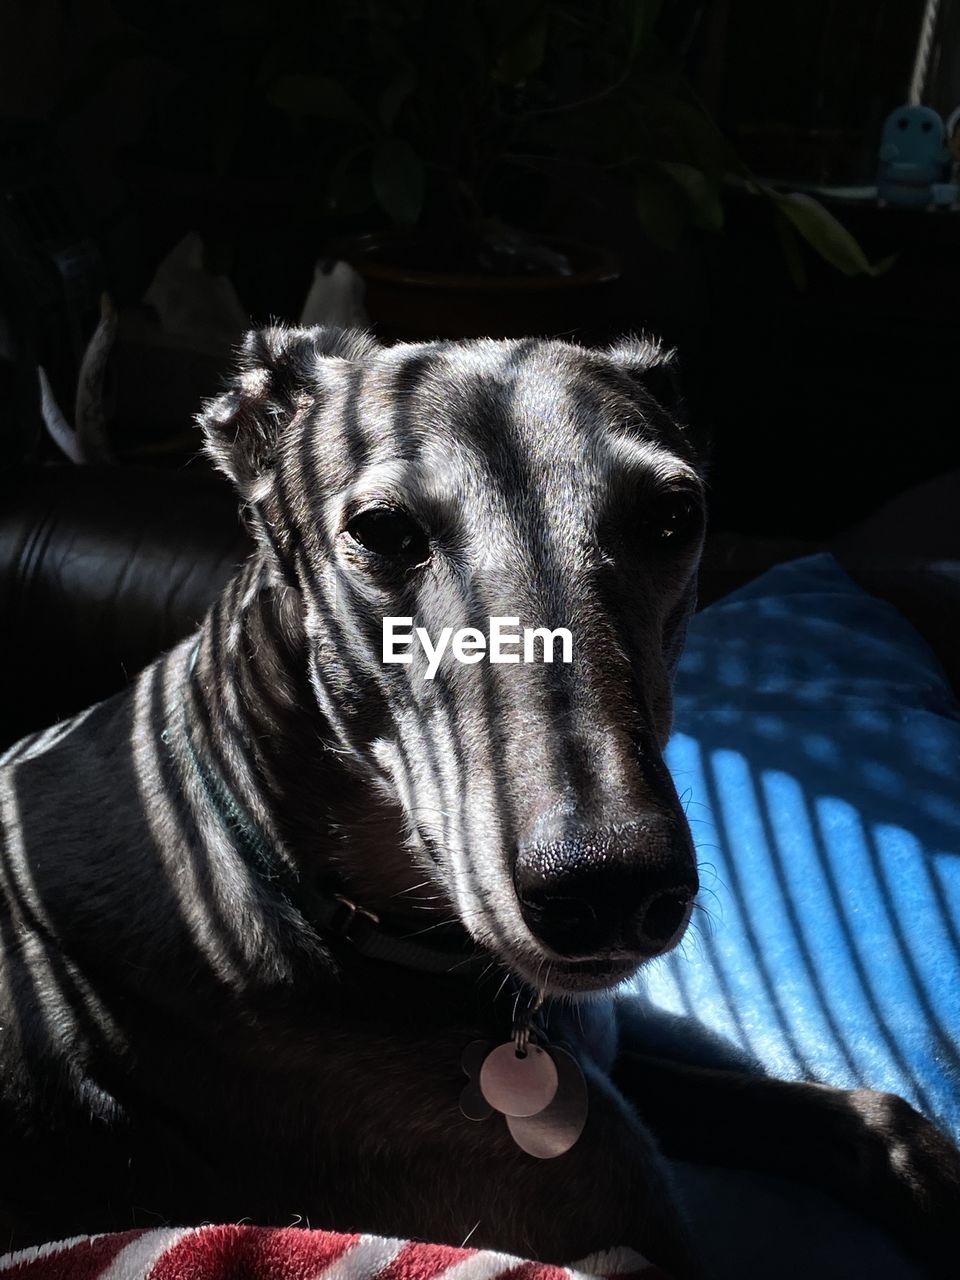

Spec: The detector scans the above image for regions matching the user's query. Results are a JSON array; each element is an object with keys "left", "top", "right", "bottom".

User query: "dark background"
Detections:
[{"left": 1, "top": 1, "right": 958, "bottom": 540}]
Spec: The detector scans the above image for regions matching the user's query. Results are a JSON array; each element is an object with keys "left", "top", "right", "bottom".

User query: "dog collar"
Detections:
[
  {"left": 310, "top": 892, "right": 492, "bottom": 977},
  {"left": 166, "top": 652, "right": 492, "bottom": 981}
]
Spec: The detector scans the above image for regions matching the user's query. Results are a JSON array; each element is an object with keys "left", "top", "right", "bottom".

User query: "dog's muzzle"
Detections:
[{"left": 513, "top": 815, "right": 697, "bottom": 961}]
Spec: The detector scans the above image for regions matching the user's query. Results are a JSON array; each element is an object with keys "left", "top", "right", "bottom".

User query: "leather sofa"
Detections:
[{"left": 0, "top": 466, "right": 248, "bottom": 751}]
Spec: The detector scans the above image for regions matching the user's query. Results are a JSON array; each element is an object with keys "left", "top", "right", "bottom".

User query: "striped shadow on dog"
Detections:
[{"left": 0, "top": 327, "right": 957, "bottom": 1277}]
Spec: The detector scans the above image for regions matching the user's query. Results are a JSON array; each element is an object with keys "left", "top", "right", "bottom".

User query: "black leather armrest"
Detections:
[{"left": 0, "top": 465, "right": 251, "bottom": 749}]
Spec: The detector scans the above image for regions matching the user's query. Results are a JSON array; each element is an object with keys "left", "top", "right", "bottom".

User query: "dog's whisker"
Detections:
[
  {"left": 399, "top": 918, "right": 459, "bottom": 939},
  {"left": 470, "top": 959, "right": 498, "bottom": 984},
  {"left": 397, "top": 907, "right": 484, "bottom": 941},
  {"left": 389, "top": 879, "right": 434, "bottom": 897},
  {"left": 494, "top": 970, "right": 513, "bottom": 1003},
  {"left": 695, "top": 885, "right": 723, "bottom": 910}
]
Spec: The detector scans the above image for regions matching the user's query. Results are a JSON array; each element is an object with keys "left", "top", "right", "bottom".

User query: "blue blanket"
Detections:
[
  {"left": 646, "top": 553, "right": 960, "bottom": 1137},
  {"left": 636, "top": 553, "right": 960, "bottom": 1276}
]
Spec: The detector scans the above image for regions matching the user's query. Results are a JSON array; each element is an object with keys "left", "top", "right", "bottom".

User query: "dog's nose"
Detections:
[{"left": 513, "top": 815, "right": 697, "bottom": 960}]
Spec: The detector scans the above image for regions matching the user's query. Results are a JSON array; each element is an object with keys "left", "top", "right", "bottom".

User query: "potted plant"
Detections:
[
  {"left": 266, "top": 0, "right": 884, "bottom": 336},
  {"left": 57, "top": 0, "right": 883, "bottom": 339}
]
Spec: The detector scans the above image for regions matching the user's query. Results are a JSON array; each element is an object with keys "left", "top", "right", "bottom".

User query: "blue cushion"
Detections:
[{"left": 643, "top": 553, "right": 960, "bottom": 1142}]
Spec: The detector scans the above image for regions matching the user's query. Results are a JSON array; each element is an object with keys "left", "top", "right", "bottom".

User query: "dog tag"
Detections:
[
  {"left": 505, "top": 1044, "right": 588, "bottom": 1158},
  {"left": 461, "top": 1039, "right": 491, "bottom": 1078},
  {"left": 479, "top": 1041, "right": 559, "bottom": 1118}
]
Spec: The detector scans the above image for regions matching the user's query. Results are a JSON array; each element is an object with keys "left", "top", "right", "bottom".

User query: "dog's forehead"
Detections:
[
  {"left": 363, "top": 338, "right": 687, "bottom": 479},
  {"left": 297, "top": 337, "right": 696, "bottom": 526}
]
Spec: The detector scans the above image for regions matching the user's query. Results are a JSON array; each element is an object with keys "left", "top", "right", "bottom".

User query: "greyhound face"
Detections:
[{"left": 202, "top": 328, "right": 706, "bottom": 996}]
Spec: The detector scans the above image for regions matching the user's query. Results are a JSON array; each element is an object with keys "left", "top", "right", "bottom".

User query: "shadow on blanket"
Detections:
[{"left": 630, "top": 553, "right": 960, "bottom": 1279}]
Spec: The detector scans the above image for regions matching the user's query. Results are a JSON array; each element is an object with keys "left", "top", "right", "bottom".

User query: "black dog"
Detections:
[{"left": 1, "top": 329, "right": 957, "bottom": 1276}]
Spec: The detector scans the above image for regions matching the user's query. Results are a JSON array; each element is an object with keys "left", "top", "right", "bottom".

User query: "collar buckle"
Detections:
[{"left": 329, "top": 894, "right": 380, "bottom": 940}]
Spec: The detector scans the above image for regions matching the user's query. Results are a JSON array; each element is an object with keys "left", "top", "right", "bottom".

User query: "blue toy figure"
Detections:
[{"left": 877, "top": 104, "right": 949, "bottom": 206}]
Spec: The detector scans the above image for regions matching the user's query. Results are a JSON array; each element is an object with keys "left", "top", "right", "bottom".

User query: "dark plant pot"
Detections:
[{"left": 331, "top": 233, "right": 622, "bottom": 342}]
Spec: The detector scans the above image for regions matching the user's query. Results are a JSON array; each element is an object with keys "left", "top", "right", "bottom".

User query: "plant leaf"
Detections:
[
  {"left": 773, "top": 211, "right": 808, "bottom": 290},
  {"left": 627, "top": 83, "right": 742, "bottom": 180},
  {"left": 635, "top": 170, "right": 688, "bottom": 251},
  {"left": 269, "top": 73, "right": 368, "bottom": 127},
  {"left": 628, "top": 0, "right": 665, "bottom": 53},
  {"left": 372, "top": 137, "right": 425, "bottom": 226},
  {"left": 325, "top": 146, "right": 375, "bottom": 216},
  {"left": 658, "top": 161, "right": 724, "bottom": 232},
  {"left": 495, "top": 13, "right": 548, "bottom": 86},
  {"left": 379, "top": 65, "right": 417, "bottom": 131},
  {"left": 764, "top": 189, "right": 883, "bottom": 276}
]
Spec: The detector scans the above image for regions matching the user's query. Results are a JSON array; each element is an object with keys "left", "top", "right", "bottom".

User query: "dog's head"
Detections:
[{"left": 200, "top": 327, "right": 706, "bottom": 995}]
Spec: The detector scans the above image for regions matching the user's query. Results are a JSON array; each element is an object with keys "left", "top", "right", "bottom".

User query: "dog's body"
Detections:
[{"left": 1, "top": 330, "right": 958, "bottom": 1275}]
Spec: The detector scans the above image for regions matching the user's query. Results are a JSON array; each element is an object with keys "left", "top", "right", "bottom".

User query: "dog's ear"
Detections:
[
  {"left": 605, "top": 335, "right": 683, "bottom": 420},
  {"left": 198, "top": 325, "right": 379, "bottom": 496},
  {"left": 605, "top": 335, "right": 710, "bottom": 461}
]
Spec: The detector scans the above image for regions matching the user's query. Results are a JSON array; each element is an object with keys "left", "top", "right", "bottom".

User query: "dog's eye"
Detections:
[
  {"left": 345, "top": 508, "right": 429, "bottom": 565},
  {"left": 640, "top": 491, "right": 703, "bottom": 545}
]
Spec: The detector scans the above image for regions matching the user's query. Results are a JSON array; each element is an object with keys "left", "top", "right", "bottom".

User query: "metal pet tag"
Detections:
[
  {"left": 505, "top": 1044, "right": 588, "bottom": 1158},
  {"left": 458, "top": 989, "right": 588, "bottom": 1158},
  {"left": 479, "top": 1041, "right": 559, "bottom": 1118}
]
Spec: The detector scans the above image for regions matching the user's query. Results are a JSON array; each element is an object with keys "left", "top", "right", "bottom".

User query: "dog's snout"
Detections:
[
  {"left": 633, "top": 889, "right": 693, "bottom": 952},
  {"left": 513, "top": 815, "right": 697, "bottom": 961}
]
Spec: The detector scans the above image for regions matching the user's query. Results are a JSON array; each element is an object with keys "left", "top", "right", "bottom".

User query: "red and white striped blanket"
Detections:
[{"left": 0, "top": 1226, "right": 668, "bottom": 1280}]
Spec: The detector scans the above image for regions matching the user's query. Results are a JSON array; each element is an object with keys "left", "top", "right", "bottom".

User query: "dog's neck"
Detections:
[{"left": 182, "top": 556, "right": 457, "bottom": 929}]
